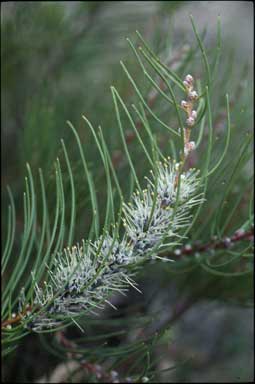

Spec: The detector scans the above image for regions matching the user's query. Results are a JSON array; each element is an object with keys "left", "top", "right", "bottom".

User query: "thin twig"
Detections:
[
  {"left": 1, "top": 306, "right": 33, "bottom": 329},
  {"left": 164, "top": 227, "right": 254, "bottom": 259}
]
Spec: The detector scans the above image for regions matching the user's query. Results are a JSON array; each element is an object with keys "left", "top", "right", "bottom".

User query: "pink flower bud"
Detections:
[
  {"left": 186, "top": 116, "right": 195, "bottom": 126},
  {"left": 235, "top": 228, "right": 245, "bottom": 237}
]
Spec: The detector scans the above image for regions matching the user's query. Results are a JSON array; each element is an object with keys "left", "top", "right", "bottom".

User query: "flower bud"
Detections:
[
  {"left": 181, "top": 100, "right": 189, "bottom": 109},
  {"left": 186, "top": 116, "right": 195, "bottom": 126},
  {"left": 189, "top": 141, "right": 196, "bottom": 150},
  {"left": 191, "top": 110, "right": 197, "bottom": 119},
  {"left": 185, "top": 74, "right": 193, "bottom": 85},
  {"left": 184, "top": 141, "right": 196, "bottom": 156},
  {"left": 188, "top": 90, "right": 198, "bottom": 101}
]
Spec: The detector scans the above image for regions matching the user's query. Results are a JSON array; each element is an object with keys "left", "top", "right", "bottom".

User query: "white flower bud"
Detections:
[
  {"left": 191, "top": 110, "right": 197, "bottom": 119},
  {"left": 188, "top": 90, "right": 198, "bottom": 101},
  {"left": 181, "top": 100, "right": 189, "bottom": 109},
  {"left": 189, "top": 141, "right": 196, "bottom": 150},
  {"left": 184, "top": 141, "right": 196, "bottom": 156},
  {"left": 183, "top": 80, "right": 190, "bottom": 89},
  {"left": 185, "top": 74, "right": 193, "bottom": 85}
]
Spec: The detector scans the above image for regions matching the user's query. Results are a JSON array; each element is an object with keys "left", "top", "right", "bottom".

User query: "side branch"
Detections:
[
  {"left": 1, "top": 306, "right": 33, "bottom": 329},
  {"left": 164, "top": 227, "right": 254, "bottom": 259}
]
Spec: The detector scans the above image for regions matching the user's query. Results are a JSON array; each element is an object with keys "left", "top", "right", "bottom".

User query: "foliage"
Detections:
[{"left": 1, "top": 3, "right": 253, "bottom": 382}]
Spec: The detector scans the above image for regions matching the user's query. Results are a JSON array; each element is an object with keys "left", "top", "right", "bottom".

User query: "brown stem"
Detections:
[
  {"left": 163, "top": 227, "right": 254, "bottom": 260},
  {"left": 1, "top": 305, "right": 33, "bottom": 329}
]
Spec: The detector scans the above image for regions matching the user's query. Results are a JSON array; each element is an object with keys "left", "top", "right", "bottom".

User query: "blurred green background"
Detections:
[{"left": 1, "top": 1, "right": 253, "bottom": 382}]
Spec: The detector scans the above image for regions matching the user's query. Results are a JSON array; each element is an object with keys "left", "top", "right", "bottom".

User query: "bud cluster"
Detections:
[{"left": 181, "top": 74, "right": 199, "bottom": 158}]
